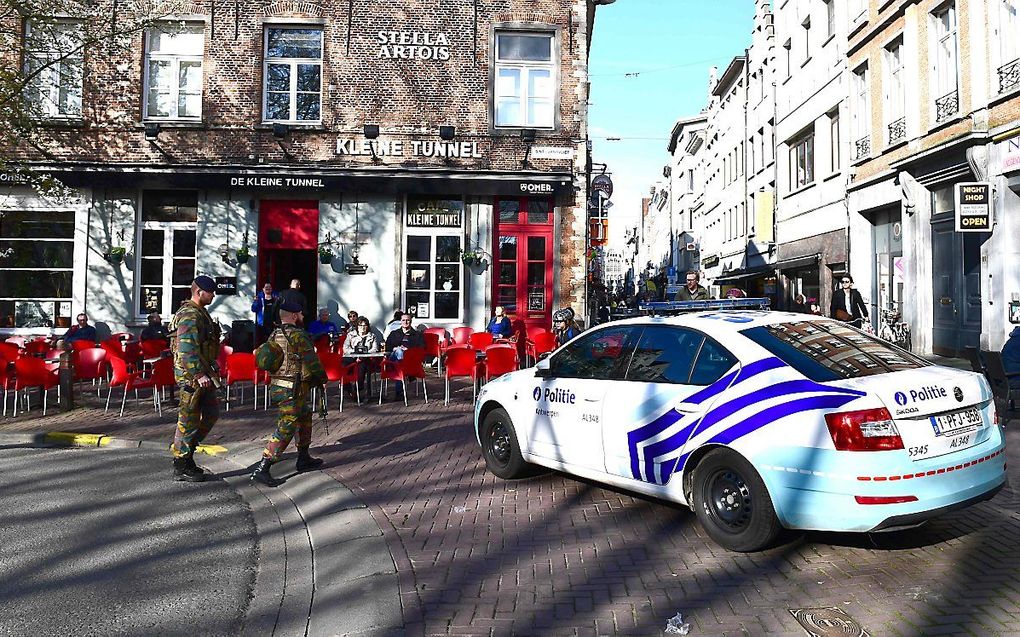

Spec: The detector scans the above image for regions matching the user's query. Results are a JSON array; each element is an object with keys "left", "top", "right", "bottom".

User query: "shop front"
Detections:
[{"left": 775, "top": 228, "right": 845, "bottom": 314}]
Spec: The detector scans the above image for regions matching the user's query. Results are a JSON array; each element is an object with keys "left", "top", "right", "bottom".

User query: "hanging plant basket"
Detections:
[
  {"left": 319, "top": 250, "right": 334, "bottom": 264},
  {"left": 105, "top": 247, "right": 126, "bottom": 265},
  {"left": 236, "top": 249, "right": 250, "bottom": 265},
  {"left": 467, "top": 258, "right": 489, "bottom": 275}
]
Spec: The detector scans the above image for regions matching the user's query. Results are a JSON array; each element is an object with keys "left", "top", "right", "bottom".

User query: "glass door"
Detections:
[
  {"left": 494, "top": 197, "right": 554, "bottom": 332},
  {"left": 138, "top": 226, "right": 196, "bottom": 316}
]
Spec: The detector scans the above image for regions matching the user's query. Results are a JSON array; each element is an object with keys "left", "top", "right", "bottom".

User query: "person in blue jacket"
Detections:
[
  {"left": 552, "top": 307, "right": 580, "bottom": 347},
  {"left": 251, "top": 282, "right": 278, "bottom": 345},
  {"left": 307, "top": 308, "right": 339, "bottom": 339},
  {"left": 485, "top": 306, "right": 512, "bottom": 338}
]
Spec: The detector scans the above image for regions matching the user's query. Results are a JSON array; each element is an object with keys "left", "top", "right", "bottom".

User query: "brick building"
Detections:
[
  {"left": 846, "top": 0, "right": 1020, "bottom": 356},
  {"left": 0, "top": 0, "right": 608, "bottom": 340}
]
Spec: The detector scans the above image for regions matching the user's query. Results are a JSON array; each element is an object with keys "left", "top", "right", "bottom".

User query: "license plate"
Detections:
[{"left": 930, "top": 408, "right": 982, "bottom": 436}]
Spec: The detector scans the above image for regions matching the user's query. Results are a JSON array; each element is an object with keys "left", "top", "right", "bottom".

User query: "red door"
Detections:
[
  {"left": 258, "top": 200, "right": 319, "bottom": 312},
  {"left": 493, "top": 197, "right": 554, "bottom": 334}
]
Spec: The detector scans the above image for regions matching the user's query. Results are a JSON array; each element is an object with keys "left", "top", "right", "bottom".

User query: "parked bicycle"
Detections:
[{"left": 878, "top": 307, "right": 912, "bottom": 352}]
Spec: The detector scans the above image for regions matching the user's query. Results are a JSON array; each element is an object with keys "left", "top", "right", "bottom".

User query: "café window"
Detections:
[
  {"left": 137, "top": 190, "right": 198, "bottom": 317},
  {"left": 494, "top": 31, "right": 556, "bottom": 129},
  {"left": 0, "top": 210, "right": 74, "bottom": 328},
  {"left": 264, "top": 26, "right": 322, "bottom": 122},
  {"left": 403, "top": 197, "right": 464, "bottom": 321},
  {"left": 144, "top": 22, "right": 205, "bottom": 120},
  {"left": 23, "top": 20, "right": 83, "bottom": 119}
]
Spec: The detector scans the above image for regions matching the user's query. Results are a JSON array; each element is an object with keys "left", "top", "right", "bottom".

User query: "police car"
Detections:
[{"left": 474, "top": 311, "right": 1007, "bottom": 552}]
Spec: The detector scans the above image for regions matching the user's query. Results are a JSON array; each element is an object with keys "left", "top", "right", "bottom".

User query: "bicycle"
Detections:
[{"left": 878, "top": 308, "right": 912, "bottom": 352}]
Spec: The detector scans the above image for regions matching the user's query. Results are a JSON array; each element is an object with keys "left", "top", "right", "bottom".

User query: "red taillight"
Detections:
[
  {"left": 854, "top": 495, "right": 918, "bottom": 505},
  {"left": 825, "top": 407, "right": 904, "bottom": 451}
]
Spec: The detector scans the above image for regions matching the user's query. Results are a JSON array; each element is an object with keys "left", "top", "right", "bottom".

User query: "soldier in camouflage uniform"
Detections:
[
  {"left": 251, "top": 300, "right": 327, "bottom": 487},
  {"left": 169, "top": 275, "right": 221, "bottom": 482}
]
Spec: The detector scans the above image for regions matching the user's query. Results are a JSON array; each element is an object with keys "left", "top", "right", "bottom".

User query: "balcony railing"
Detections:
[
  {"left": 935, "top": 89, "right": 959, "bottom": 123},
  {"left": 853, "top": 135, "right": 871, "bottom": 161},
  {"left": 998, "top": 58, "right": 1020, "bottom": 95},
  {"left": 887, "top": 117, "right": 906, "bottom": 144}
]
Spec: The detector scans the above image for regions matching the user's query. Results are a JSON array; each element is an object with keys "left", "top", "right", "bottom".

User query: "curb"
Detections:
[{"left": 26, "top": 431, "right": 227, "bottom": 455}]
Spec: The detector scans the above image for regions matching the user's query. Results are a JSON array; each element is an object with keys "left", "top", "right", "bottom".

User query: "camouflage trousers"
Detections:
[
  {"left": 262, "top": 383, "right": 313, "bottom": 461},
  {"left": 171, "top": 384, "right": 220, "bottom": 457}
]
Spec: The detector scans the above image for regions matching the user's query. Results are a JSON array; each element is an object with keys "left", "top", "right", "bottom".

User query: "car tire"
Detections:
[
  {"left": 480, "top": 407, "right": 531, "bottom": 479},
  {"left": 691, "top": 448, "right": 782, "bottom": 552}
]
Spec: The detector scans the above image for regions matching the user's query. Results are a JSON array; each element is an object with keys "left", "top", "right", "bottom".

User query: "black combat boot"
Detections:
[
  {"left": 184, "top": 454, "right": 209, "bottom": 478},
  {"left": 172, "top": 456, "right": 207, "bottom": 482},
  {"left": 250, "top": 458, "right": 281, "bottom": 487},
  {"left": 296, "top": 448, "right": 324, "bottom": 472}
]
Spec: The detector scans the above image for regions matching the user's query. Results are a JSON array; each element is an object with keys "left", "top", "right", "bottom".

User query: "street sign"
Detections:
[
  {"left": 591, "top": 174, "right": 613, "bottom": 200},
  {"left": 531, "top": 146, "right": 574, "bottom": 160},
  {"left": 954, "top": 182, "right": 991, "bottom": 232}
]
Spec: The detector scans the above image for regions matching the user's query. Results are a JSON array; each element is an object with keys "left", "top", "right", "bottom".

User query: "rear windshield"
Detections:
[{"left": 740, "top": 321, "right": 930, "bottom": 382}]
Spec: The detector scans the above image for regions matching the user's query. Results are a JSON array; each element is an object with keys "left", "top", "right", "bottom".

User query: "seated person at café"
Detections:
[
  {"left": 62, "top": 312, "right": 97, "bottom": 347},
  {"left": 344, "top": 310, "right": 360, "bottom": 333},
  {"left": 384, "top": 313, "right": 424, "bottom": 360},
  {"left": 307, "top": 308, "right": 339, "bottom": 339},
  {"left": 485, "top": 306, "right": 512, "bottom": 339},
  {"left": 343, "top": 317, "right": 380, "bottom": 392},
  {"left": 140, "top": 312, "right": 169, "bottom": 342}
]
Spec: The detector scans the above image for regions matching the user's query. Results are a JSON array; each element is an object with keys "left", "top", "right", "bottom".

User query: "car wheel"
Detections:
[
  {"left": 691, "top": 448, "right": 782, "bottom": 552},
  {"left": 480, "top": 407, "right": 530, "bottom": 479}
]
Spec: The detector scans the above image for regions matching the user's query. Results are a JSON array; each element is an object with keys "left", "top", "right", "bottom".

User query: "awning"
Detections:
[
  {"left": 713, "top": 267, "right": 773, "bottom": 285},
  {"left": 774, "top": 254, "right": 820, "bottom": 271}
]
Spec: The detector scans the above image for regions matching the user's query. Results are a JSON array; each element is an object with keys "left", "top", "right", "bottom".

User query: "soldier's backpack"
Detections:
[{"left": 255, "top": 337, "right": 284, "bottom": 373}]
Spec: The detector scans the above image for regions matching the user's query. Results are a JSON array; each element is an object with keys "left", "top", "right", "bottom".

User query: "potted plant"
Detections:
[
  {"left": 461, "top": 249, "right": 489, "bottom": 274},
  {"left": 105, "top": 246, "right": 126, "bottom": 265},
  {"left": 235, "top": 245, "right": 251, "bottom": 265},
  {"left": 318, "top": 245, "right": 335, "bottom": 264}
]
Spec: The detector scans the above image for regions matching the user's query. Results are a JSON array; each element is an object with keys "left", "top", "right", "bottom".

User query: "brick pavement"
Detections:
[{"left": 3, "top": 382, "right": 1019, "bottom": 637}]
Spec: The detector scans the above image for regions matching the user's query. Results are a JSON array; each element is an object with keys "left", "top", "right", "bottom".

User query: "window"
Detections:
[
  {"left": 0, "top": 210, "right": 74, "bottom": 328},
  {"left": 549, "top": 326, "right": 639, "bottom": 380},
  {"left": 851, "top": 64, "right": 870, "bottom": 159},
  {"left": 403, "top": 197, "right": 464, "bottom": 321},
  {"left": 23, "top": 20, "right": 83, "bottom": 119},
  {"left": 829, "top": 110, "right": 840, "bottom": 171},
  {"left": 999, "top": 0, "right": 1020, "bottom": 93},
  {"left": 783, "top": 39, "right": 792, "bottom": 78},
  {"left": 741, "top": 321, "right": 928, "bottom": 382},
  {"left": 494, "top": 32, "right": 555, "bottom": 129},
  {"left": 138, "top": 191, "right": 198, "bottom": 317},
  {"left": 931, "top": 4, "right": 959, "bottom": 112},
  {"left": 144, "top": 23, "right": 204, "bottom": 120},
  {"left": 624, "top": 327, "right": 705, "bottom": 384},
  {"left": 689, "top": 338, "right": 737, "bottom": 385},
  {"left": 264, "top": 27, "right": 322, "bottom": 122},
  {"left": 802, "top": 18, "right": 812, "bottom": 62},
  {"left": 825, "top": 0, "right": 837, "bottom": 39},
  {"left": 884, "top": 39, "right": 906, "bottom": 143},
  {"left": 789, "top": 130, "right": 815, "bottom": 189}
]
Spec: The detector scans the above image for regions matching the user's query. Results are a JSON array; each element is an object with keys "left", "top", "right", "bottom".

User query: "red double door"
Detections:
[{"left": 493, "top": 197, "right": 554, "bottom": 334}]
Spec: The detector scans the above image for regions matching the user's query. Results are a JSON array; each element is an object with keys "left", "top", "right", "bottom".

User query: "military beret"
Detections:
[
  {"left": 280, "top": 300, "right": 304, "bottom": 313},
  {"left": 194, "top": 275, "right": 216, "bottom": 292}
]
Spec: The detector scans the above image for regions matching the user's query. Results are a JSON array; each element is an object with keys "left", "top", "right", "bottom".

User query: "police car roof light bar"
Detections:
[{"left": 638, "top": 298, "right": 771, "bottom": 315}]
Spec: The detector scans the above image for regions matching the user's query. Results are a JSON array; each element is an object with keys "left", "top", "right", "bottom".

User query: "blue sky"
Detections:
[{"left": 589, "top": 0, "right": 756, "bottom": 246}]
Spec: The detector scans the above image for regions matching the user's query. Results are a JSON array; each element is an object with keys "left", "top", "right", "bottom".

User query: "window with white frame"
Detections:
[
  {"left": 144, "top": 23, "right": 204, "bottom": 120},
  {"left": 264, "top": 27, "right": 322, "bottom": 122},
  {"left": 0, "top": 209, "right": 74, "bottom": 328},
  {"left": 23, "top": 20, "right": 83, "bottom": 119},
  {"left": 931, "top": 4, "right": 959, "bottom": 112},
  {"left": 884, "top": 39, "right": 905, "bottom": 143},
  {"left": 851, "top": 64, "right": 870, "bottom": 158},
  {"left": 404, "top": 198, "right": 464, "bottom": 321},
  {"left": 825, "top": 0, "right": 837, "bottom": 39},
  {"left": 789, "top": 130, "right": 815, "bottom": 189},
  {"left": 829, "top": 110, "right": 840, "bottom": 171},
  {"left": 494, "top": 32, "right": 555, "bottom": 129},
  {"left": 137, "top": 191, "right": 198, "bottom": 317},
  {"left": 997, "top": 0, "right": 1020, "bottom": 93}
]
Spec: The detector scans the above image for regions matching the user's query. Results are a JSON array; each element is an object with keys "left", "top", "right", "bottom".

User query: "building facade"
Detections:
[{"left": 1, "top": 0, "right": 604, "bottom": 339}]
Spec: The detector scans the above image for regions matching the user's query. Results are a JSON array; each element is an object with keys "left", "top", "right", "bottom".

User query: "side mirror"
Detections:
[{"left": 534, "top": 357, "right": 552, "bottom": 378}]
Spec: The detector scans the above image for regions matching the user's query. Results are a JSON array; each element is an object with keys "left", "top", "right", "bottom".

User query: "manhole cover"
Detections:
[{"left": 789, "top": 607, "right": 872, "bottom": 637}]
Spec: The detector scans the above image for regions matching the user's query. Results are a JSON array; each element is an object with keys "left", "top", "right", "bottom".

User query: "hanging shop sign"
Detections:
[
  {"left": 376, "top": 31, "right": 451, "bottom": 60},
  {"left": 591, "top": 174, "right": 613, "bottom": 200},
  {"left": 954, "top": 182, "right": 991, "bottom": 232},
  {"left": 336, "top": 138, "right": 482, "bottom": 158},
  {"left": 406, "top": 197, "right": 464, "bottom": 227},
  {"left": 215, "top": 276, "right": 238, "bottom": 295}
]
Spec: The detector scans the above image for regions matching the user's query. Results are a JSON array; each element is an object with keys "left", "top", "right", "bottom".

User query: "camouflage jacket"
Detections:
[
  {"left": 270, "top": 324, "right": 326, "bottom": 387},
  {"left": 170, "top": 300, "right": 220, "bottom": 383}
]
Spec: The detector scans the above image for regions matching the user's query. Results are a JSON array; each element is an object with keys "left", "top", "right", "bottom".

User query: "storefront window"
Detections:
[
  {"left": 403, "top": 197, "right": 464, "bottom": 321},
  {"left": 137, "top": 190, "right": 197, "bottom": 316},
  {"left": 0, "top": 210, "right": 74, "bottom": 328}
]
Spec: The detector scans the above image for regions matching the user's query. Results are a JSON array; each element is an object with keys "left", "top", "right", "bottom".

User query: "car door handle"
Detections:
[
  {"left": 583, "top": 397, "right": 600, "bottom": 403},
  {"left": 675, "top": 404, "right": 700, "bottom": 414}
]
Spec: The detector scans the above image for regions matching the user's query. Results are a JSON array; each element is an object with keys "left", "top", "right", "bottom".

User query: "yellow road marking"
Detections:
[{"left": 45, "top": 432, "right": 104, "bottom": 447}]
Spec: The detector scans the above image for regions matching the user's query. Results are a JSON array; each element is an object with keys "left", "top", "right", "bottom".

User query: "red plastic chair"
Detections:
[
  {"left": 424, "top": 326, "right": 449, "bottom": 345},
  {"left": 13, "top": 356, "right": 60, "bottom": 416},
  {"left": 224, "top": 352, "right": 257, "bottom": 410},
  {"left": 469, "top": 332, "right": 494, "bottom": 350},
  {"left": 139, "top": 339, "right": 168, "bottom": 359},
  {"left": 0, "top": 342, "right": 21, "bottom": 361},
  {"left": 423, "top": 331, "right": 441, "bottom": 371},
  {"left": 24, "top": 339, "right": 50, "bottom": 356},
  {"left": 451, "top": 327, "right": 474, "bottom": 346},
  {"left": 73, "top": 348, "right": 109, "bottom": 397},
  {"left": 71, "top": 339, "right": 98, "bottom": 352},
  {"left": 379, "top": 347, "right": 429, "bottom": 406},
  {"left": 444, "top": 345, "right": 479, "bottom": 406},
  {"left": 216, "top": 343, "right": 234, "bottom": 376},
  {"left": 104, "top": 356, "right": 157, "bottom": 417},
  {"left": 313, "top": 335, "right": 332, "bottom": 355},
  {"left": 1, "top": 354, "right": 15, "bottom": 417},
  {"left": 483, "top": 344, "right": 519, "bottom": 382},
  {"left": 151, "top": 357, "right": 176, "bottom": 415},
  {"left": 320, "top": 352, "right": 361, "bottom": 411},
  {"left": 526, "top": 331, "right": 557, "bottom": 366}
]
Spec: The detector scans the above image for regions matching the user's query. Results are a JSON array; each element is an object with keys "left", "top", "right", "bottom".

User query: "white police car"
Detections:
[{"left": 474, "top": 311, "right": 1006, "bottom": 552}]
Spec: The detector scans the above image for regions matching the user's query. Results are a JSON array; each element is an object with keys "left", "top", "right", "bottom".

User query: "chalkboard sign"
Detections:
[{"left": 215, "top": 277, "right": 238, "bottom": 295}]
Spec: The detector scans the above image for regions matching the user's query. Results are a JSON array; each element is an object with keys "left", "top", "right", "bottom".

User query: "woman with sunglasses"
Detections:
[{"left": 830, "top": 275, "right": 868, "bottom": 328}]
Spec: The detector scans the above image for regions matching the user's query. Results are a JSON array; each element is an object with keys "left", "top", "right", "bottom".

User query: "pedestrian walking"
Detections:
[
  {"left": 169, "top": 275, "right": 221, "bottom": 482},
  {"left": 251, "top": 282, "right": 278, "bottom": 344},
  {"left": 830, "top": 275, "right": 868, "bottom": 328},
  {"left": 674, "top": 271, "right": 711, "bottom": 301},
  {"left": 251, "top": 301, "right": 327, "bottom": 487}
]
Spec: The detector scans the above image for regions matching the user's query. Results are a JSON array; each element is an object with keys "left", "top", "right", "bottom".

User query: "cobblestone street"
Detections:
[{"left": 3, "top": 383, "right": 1018, "bottom": 636}]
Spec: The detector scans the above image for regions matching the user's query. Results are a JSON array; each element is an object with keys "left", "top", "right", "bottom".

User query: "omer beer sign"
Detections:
[{"left": 955, "top": 182, "right": 991, "bottom": 232}]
